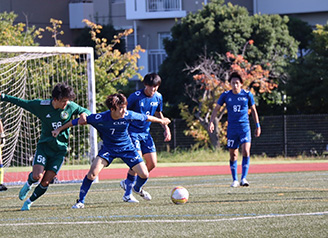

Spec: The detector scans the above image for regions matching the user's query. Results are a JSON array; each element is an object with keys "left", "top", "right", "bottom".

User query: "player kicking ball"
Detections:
[
  {"left": 52, "top": 93, "right": 170, "bottom": 208},
  {"left": 0, "top": 83, "right": 90, "bottom": 210},
  {"left": 209, "top": 72, "right": 261, "bottom": 187}
]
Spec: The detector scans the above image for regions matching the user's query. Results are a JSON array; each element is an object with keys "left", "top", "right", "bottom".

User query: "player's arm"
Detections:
[
  {"left": 147, "top": 115, "right": 171, "bottom": 126},
  {"left": 0, "top": 93, "right": 36, "bottom": 113},
  {"left": 209, "top": 104, "right": 222, "bottom": 133},
  {"left": 250, "top": 104, "right": 261, "bottom": 137},
  {"left": 52, "top": 114, "right": 88, "bottom": 137},
  {"left": 155, "top": 111, "right": 171, "bottom": 142}
]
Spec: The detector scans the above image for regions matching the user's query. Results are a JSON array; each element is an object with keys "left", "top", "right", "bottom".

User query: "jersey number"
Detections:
[
  {"left": 52, "top": 122, "right": 62, "bottom": 130},
  {"left": 227, "top": 139, "right": 234, "bottom": 147},
  {"left": 233, "top": 105, "right": 241, "bottom": 112}
]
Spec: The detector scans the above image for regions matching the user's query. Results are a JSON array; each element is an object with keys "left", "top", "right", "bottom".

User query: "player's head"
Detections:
[
  {"left": 228, "top": 72, "right": 243, "bottom": 93},
  {"left": 143, "top": 73, "right": 161, "bottom": 87},
  {"left": 52, "top": 83, "right": 76, "bottom": 109},
  {"left": 105, "top": 93, "right": 128, "bottom": 111},
  {"left": 228, "top": 72, "right": 243, "bottom": 84},
  {"left": 143, "top": 73, "right": 161, "bottom": 97},
  {"left": 52, "top": 83, "right": 76, "bottom": 101}
]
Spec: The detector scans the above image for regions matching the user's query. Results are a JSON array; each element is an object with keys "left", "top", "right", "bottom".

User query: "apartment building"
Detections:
[{"left": 1, "top": 0, "right": 327, "bottom": 76}]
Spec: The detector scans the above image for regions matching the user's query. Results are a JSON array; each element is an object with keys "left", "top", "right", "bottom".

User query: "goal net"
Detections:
[{"left": 0, "top": 46, "right": 97, "bottom": 185}]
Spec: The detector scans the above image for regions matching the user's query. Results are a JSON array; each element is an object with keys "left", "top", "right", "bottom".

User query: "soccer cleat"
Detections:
[
  {"left": 122, "top": 194, "right": 139, "bottom": 203},
  {"left": 230, "top": 180, "right": 239, "bottom": 188},
  {"left": 0, "top": 184, "right": 7, "bottom": 191},
  {"left": 133, "top": 187, "right": 152, "bottom": 201},
  {"left": 72, "top": 200, "right": 85, "bottom": 209},
  {"left": 240, "top": 178, "right": 249, "bottom": 187},
  {"left": 21, "top": 200, "right": 32, "bottom": 211},
  {"left": 119, "top": 180, "right": 126, "bottom": 191},
  {"left": 19, "top": 183, "right": 32, "bottom": 200}
]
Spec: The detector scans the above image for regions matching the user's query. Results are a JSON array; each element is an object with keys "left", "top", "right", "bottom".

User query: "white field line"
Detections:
[{"left": 1, "top": 211, "right": 327, "bottom": 226}]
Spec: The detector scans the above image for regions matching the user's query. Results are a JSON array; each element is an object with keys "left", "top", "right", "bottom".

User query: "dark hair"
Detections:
[
  {"left": 228, "top": 72, "right": 244, "bottom": 84},
  {"left": 105, "top": 93, "right": 127, "bottom": 110},
  {"left": 52, "top": 83, "right": 76, "bottom": 100},
  {"left": 143, "top": 73, "right": 161, "bottom": 87}
]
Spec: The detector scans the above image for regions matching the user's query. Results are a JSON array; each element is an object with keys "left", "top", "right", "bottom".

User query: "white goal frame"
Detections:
[{"left": 0, "top": 45, "right": 98, "bottom": 183}]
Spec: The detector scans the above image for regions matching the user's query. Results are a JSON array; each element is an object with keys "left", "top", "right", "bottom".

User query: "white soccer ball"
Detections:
[{"left": 171, "top": 186, "right": 189, "bottom": 204}]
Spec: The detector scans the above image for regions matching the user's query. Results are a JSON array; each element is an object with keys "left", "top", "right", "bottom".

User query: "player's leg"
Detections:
[
  {"left": 131, "top": 161, "right": 152, "bottom": 201},
  {"left": 19, "top": 164, "right": 44, "bottom": 201},
  {"left": 72, "top": 155, "right": 108, "bottom": 208},
  {"left": 120, "top": 135, "right": 142, "bottom": 191},
  {"left": 227, "top": 131, "right": 240, "bottom": 187},
  {"left": 229, "top": 148, "right": 239, "bottom": 187},
  {"left": 19, "top": 144, "right": 48, "bottom": 200},
  {"left": 240, "top": 141, "right": 251, "bottom": 187},
  {"left": 21, "top": 170, "right": 56, "bottom": 211},
  {"left": 0, "top": 147, "right": 7, "bottom": 191}
]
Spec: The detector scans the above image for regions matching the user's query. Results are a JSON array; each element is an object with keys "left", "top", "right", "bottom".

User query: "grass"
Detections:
[{"left": 0, "top": 171, "right": 327, "bottom": 237}]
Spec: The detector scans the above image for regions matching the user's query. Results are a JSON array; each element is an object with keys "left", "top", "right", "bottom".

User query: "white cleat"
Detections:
[
  {"left": 123, "top": 194, "right": 139, "bottom": 203},
  {"left": 72, "top": 200, "right": 85, "bottom": 209},
  {"left": 240, "top": 178, "right": 249, "bottom": 187},
  {"left": 230, "top": 180, "right": 239, "bottom": 188},
  {"left": 133, "top": 187, "right": 152, "bottom": 201}
]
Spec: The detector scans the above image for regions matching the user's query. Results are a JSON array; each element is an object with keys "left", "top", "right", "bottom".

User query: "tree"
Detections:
[
  {"left": 159, "top": 0, "right": 298, "bottom": 118},
  {"left": 0, "top": 11, "right": 41, "bottom": 46},
  {"left": 181, "top": 41, "right": 277, "bottom": 149},
  {"left": 74, "top": 24, "right": 125, "bottom": 58},
  {"left": 287, "top": 23, "right": 328, "bottom": 114}
]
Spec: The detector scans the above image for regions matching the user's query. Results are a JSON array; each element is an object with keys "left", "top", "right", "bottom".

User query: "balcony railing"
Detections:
[
  {"left": 147, "top": 0, "right": 181, "bottom": 12},
  {"left": 126, "top": 0, "right": 186, "bottom": 20},
  {"left": 148, "top": 49, "right": 167, "bottom": 73}
]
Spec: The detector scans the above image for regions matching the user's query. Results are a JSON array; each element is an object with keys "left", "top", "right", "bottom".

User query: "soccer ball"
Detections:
[{"left": 171, "top": 186, "right": 189, "bottom": 204}]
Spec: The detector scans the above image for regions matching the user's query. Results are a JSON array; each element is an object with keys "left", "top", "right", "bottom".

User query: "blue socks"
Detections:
[
  {"left": 79, "top": 175, "right": 94, "bottom": 203},
  {"left": 124, "top": 174, "right": 136, "bottom": 197},
  {"left": 133, "top": 176, "right": 148, "bottom": 193},
  {"left": 241, "top": 156, "right": 250, "bottom": 180},
  {"left": 230, "top": 160, "right": 238, "bottom": 181}
]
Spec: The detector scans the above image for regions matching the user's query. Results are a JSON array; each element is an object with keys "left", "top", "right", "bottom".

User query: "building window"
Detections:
[{"left": 158, "top": 32, "right": 171, "bottom": 49}]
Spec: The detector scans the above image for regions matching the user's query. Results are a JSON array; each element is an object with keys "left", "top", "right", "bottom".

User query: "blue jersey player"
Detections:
[
  {"left": 52, "top": 93, "right": 171, "bottom": 207},
  {"left": 209, "top": 72, "right": 261, "bottom": 187},
  {"left": 120, "top": 73, "right": 171, "bottom": 202}
]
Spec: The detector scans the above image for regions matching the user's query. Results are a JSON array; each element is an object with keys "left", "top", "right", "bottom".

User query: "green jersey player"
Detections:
[{"left": 0, "top": 83, "right": 90, "bottom": 211}]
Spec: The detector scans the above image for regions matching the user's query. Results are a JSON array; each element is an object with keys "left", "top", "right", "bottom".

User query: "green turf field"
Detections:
[{"left": 0, "top": 171, "right": 327, "bottom": 237}]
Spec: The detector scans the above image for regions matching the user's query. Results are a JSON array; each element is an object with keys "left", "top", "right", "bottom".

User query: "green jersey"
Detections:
[{"left": 1, "top": 94, "right": 91, "bottom": 151}]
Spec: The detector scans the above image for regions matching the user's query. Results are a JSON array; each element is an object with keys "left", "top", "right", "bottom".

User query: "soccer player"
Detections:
[
  {"left": 0, "top": 83, "right": 91, "bottom": 210},
  {"left": 209, "top": 72, "right": 261, "bottom": 187},
  {"left": 120, "top": 73, "right": 171, "bottom": 202},
  {"left": 52, "top": 93, "right": 170, "bottom": 208},
  {"left": 0, "top": 118, "right": 7, "bottom": 191}
]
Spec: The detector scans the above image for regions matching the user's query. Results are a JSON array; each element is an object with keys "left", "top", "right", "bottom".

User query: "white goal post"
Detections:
[{"left": 0, "top": 45, "right": 97, "bottom": 184}]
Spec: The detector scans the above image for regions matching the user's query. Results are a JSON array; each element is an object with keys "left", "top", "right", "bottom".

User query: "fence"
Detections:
[{"left": 150, "top": 114, "right": 328, "bottom": 157}]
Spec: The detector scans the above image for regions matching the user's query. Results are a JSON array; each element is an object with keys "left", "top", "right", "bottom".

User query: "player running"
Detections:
[
  {"left": 0, "top": 83, "right": 90, "bottom": 210},
  {"left": 52, "top": 93, "right": 170, "bottom": 208},
  {"left": 120, "top": 73, "right": 171, "bottom": 202},
  {"left": 209, "top": 72, "right": 261, "bottom": 187}
]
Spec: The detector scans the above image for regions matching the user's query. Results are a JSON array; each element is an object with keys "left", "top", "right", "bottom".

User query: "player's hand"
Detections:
[
  {"left": 161, "top": 117, "right": 171, "bottom": 125},
  {"left": 163, "top": 127, "right": 171, "bottom": 142},
  {"left": 78, "top": 113, "right": 88, "bottom": 125},
  {"left": 52, "top": 129, "right": 60, "bottom": 138},
  {"left": 254, "top": 127, "right": 261, "bottom": 137},
  {"left": 208, "top": 122, "right": 214, "bottom": 133}
]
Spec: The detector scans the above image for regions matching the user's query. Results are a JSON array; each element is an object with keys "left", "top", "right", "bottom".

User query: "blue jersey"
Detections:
[
  {"left": 86, "top": 110, "right": 148, "bottom": 152},
  {"left": 127, "top": 89, "right": 163, "bottom": 133},
  {"left": 217, "top": 89, "right": 255, "bottom": 132}
]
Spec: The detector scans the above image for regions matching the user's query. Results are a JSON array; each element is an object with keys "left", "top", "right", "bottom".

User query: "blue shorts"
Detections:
[
  {"left": 130, "top": 132, "right": 156, "bottom": 154},
  {"left": 226, "top": 130, "right": 251, "bottom": 149},
  {"left": 97, "top": 145, "right": 143, "bottom": 169}
]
